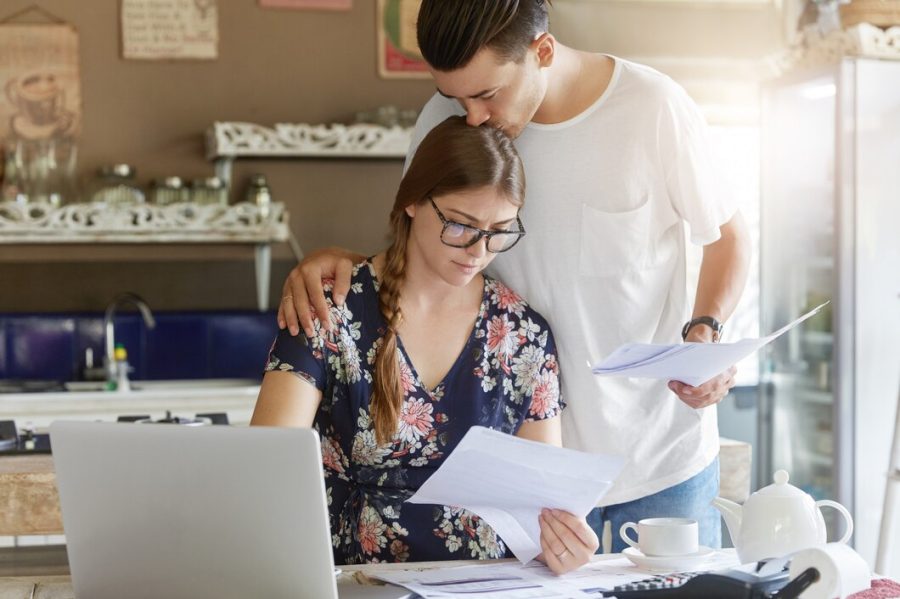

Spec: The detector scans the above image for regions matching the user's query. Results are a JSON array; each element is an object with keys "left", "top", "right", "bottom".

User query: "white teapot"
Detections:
[{"left": 712, "top": 470, "right": 853, "bottom": 564}]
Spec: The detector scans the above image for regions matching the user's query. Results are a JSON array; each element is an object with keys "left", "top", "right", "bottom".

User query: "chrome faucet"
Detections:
[{"left": 104, "top": 292, "right": 156, "bottom": 387}]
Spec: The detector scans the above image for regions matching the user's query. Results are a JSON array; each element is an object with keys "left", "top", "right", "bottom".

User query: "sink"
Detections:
[{"left": 64, "top": 379, "right": 259, "bottom": 392}]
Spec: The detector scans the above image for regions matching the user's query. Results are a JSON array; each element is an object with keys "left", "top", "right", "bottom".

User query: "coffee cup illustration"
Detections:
[{"left": 6, "top": 72, "right": 75, "bottom": 139}]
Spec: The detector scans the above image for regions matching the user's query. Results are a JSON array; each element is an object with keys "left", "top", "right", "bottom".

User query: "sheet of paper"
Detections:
[
  {"left": 372, "top": 552, "right": 742, "bottom": 598},
  {"left": 406, "top": 426, "right": 624, "bottom": 563},
  {"left": 591, "top": 302, "right": 829, "bottom": 387}
]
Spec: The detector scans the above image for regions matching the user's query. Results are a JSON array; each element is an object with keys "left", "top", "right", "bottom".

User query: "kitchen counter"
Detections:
[{"left": 0, "top": 382, "right": 260, "bottom": 429}]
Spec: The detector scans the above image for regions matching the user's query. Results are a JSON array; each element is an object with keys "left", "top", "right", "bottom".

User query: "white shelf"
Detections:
[
  {"left": 0, "top": 200, "right": 289, "bottom": 244},
  {"left": 0, "top": 200, "right": 296, "bottom": 311},
  {"left": 795, "top": 388, "right": 833, "bottom": 405},
  {"left": 796, "top": 449, "right": 834, "bottom": 468},
  {"left": 803, "top": 331, "right": 834, "bottom": 344},
  {"left": 206, "top": 121, "right": 413, "bottom": 161},
  {"left": 808, "top": 257, "right": 834, "bottom": 270}
]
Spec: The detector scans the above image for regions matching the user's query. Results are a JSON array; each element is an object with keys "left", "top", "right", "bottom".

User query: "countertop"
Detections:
[{"left": 0, "top": 382, "right": 260, "bottom": 429}]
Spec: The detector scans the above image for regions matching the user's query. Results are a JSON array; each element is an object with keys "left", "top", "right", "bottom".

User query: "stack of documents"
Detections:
[
  {"left": 373, "top": 552, "right": 741, "bottom": 598},
  {"left": 590, "top": 303, "right": 829, "bottom": 387},
  {"left": 407, "top": 426, "right": 624, "bottom": 563}
]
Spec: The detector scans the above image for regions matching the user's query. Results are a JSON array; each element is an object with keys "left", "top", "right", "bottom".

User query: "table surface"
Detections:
[{"left": 0, "top": 547, "right": 638, "bottom": 599}]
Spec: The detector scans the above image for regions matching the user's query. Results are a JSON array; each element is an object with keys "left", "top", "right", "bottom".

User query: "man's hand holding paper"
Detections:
[{"left": 591, "top": 303, "right": 829, "bottom": 393}]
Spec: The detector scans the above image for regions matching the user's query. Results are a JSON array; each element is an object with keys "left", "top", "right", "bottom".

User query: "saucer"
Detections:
[
  {"left": 11, "top": 112, "right": 76, "bottom": 140},
  {"left": 622, "top": 546, "right": 715, "bottom": 572}
]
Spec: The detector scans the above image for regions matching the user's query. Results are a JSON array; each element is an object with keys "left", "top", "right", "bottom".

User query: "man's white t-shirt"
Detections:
[{"left": 405, "top": 56, "right": 737, "bottom": 505}]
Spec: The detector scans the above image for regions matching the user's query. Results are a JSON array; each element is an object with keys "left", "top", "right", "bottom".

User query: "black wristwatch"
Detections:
[{"left": 681, "top": 316, "right": 724, "bottom": 342}]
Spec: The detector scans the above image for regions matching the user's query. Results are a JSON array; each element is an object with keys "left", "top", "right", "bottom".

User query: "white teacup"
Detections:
[{"left": 619, "top": 517, "right": 699, "bottom": 557}]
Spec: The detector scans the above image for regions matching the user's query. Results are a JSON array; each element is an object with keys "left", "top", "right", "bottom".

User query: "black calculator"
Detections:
[{"left": 600, "top": 566, "right": 791, "bottom": 599}]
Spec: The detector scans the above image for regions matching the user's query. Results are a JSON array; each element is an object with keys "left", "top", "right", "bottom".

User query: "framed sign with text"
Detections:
[{"left": 121, "top": 0, "right": 219, "bottom": 60}]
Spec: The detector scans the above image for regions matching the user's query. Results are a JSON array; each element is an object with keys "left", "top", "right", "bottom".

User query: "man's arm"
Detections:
[
  {"left": 278, "top": 247, "right": 365, "bottom": 337},
  {"left": 669, "top": 210, "right": 751, "bottom": 408}
]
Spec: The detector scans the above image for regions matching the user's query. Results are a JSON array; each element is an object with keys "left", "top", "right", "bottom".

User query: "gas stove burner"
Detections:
[
  {"left": 138, "top": 410, "right": 210, "bottom": 426},
  {"left": 0, "top": 420, "right": 52, "bottom": 455},
  {"left": 117, "top": 411, "right": 229, "bottom": 426}
]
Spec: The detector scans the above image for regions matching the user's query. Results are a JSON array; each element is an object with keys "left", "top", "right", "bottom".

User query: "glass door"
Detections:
[{"left": 759, "top": 70, "right": 837, "bottom": 502}]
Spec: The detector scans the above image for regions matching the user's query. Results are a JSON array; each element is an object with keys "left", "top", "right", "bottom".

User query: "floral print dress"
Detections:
[{"left": 265, "top": 260, "right": 563, "bottom": 565}]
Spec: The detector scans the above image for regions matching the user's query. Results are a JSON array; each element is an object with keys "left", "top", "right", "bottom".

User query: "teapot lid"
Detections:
[{"left": 754, "top": 470, "right": 808, "bottom": 498}]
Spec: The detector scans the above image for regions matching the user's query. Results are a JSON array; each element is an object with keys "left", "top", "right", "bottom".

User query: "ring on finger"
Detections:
[
  {"left": 281, "top": 295, "right": 293, "bottom": 302},
  {"left": 556, "top": 549, "right": 570, "bottom": 560}
]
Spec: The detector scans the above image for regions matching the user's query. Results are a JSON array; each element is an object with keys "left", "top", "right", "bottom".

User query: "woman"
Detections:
[{"left": 251, "top": 116, "right": 597, "bottom": 574}]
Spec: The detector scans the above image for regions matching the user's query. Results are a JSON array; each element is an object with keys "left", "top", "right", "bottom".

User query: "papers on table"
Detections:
[
  {"left": 406, "top": 426, "right": 624, "bottom": 563},
  {"left": 372, "top": 552, "right": 742, "bottom": 598},
  {"left": 590, "top": 302, "right": 829, "bottom": 387}
]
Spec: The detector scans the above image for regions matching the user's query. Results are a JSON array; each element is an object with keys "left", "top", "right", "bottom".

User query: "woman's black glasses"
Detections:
[{"left": 429, "top": 197, "right": 525, "bottom": 253}]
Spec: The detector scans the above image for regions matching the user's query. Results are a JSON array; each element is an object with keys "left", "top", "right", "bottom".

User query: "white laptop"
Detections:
[{"left": 50, "top": 421, "right": 339, "bottom": 599}]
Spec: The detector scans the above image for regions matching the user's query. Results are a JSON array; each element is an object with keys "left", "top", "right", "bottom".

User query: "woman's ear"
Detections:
[{"left": 405, "top": 203, "right": 417, "bottom": 218}]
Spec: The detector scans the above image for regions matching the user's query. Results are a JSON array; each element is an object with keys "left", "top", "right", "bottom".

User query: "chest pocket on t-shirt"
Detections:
[{"left": 578, "top": 197, "right": 676, "bottom": 278}]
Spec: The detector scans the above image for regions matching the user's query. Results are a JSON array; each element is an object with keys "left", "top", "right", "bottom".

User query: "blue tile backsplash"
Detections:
[{"left": 0, "top": 311, "right": 279, "bottom": 382}]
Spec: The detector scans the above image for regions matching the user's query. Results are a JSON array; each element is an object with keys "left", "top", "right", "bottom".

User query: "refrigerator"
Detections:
[{"left": 758, "top": 57, "right": 900, "bottom": 569}]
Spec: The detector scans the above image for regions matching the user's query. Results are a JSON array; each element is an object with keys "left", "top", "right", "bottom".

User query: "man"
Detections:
[{"left": 279, "top": 0, "right": 750, "bottom": 553}]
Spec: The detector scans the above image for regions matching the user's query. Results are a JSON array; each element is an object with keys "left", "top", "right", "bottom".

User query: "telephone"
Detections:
[{"left": 600, "top": 566, "right": 790, "bottom": 598}]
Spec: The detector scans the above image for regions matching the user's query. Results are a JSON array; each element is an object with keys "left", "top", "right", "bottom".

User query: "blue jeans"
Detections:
[{"left": 588, "top": 457, "right": 721, "bottom": 553}]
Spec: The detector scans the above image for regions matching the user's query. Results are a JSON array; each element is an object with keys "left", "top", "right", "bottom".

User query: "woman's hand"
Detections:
[
  {"left": 538, "top": 508, "right": 599, "bottom": 575},
  {"left": 278, "top": 247, "right": 363, "bottom": 337}
]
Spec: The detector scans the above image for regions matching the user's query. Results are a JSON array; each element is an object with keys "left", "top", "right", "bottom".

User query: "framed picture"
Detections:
[
  {"left": 377, "top": 0, "right": 430, "bottom": 79},
  {"left": 259, "top": 0, "right": 352, "bottom": 9},
  {"left": 0, "top": 24, "right": 81, "bottom": 141}
]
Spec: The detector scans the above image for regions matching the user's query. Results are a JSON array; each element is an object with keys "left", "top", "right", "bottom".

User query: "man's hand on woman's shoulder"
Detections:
[{"left": 278, "top": 246, "right": 364, "bottom": 337}]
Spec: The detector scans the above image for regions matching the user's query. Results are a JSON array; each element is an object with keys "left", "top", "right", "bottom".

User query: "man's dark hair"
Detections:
[{"left": 416, "top": 0, "right": 551, "bottom": 71}]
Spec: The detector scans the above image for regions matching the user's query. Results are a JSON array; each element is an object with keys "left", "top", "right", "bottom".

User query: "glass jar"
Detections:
[
  {"left": 190, "top": 176, "right": 227, "bottom": 205},
  {"left": 91, "top": 164, "right": 144, "bottom": 206},
  {"left": 3, "top": 137, "right": 78, "bottom": 206},
  {"left": 244, "top": 173, "right": 271, "bottom": 220},
  {"left": 150, "top": 176, "right": 189, "bottom": 205}
]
